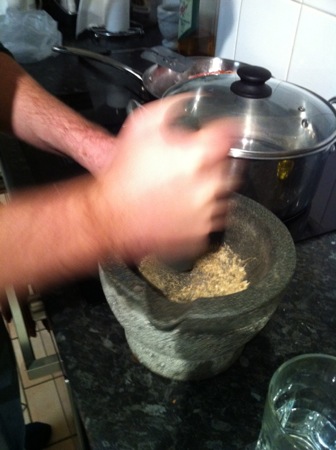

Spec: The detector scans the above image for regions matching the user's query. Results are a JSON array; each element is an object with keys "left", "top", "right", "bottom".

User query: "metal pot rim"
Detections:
[
  {"left": 164, "top": 71, "right": 336, "bottom": 157},
  {"left": 229, "top": 139, "right": 336, "bottom": 160}
]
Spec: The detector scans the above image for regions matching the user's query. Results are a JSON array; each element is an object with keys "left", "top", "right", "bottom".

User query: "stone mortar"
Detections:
[{"left": 100, "top": 194, "right": 296, "bottom": 380}]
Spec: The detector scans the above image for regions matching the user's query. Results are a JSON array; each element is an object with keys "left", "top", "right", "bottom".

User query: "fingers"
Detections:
[
  {"left": 161, "top": 97, "right": 242, "bottom": 187},
  {"left": 158, "top": 93, "right": 242, "bottom": 157},
  {"left": 108, "top": 93, "right": 242, "bottom": 265},
  {"left": 210, "top": 199, "right": 232, "bottom": 229},
  {"left": 195, "top": 117, "right": 241, "bottom": 165},
  {"left": 122, "top": 93, "right": 241, "bottom": 169},
  {"left": 123, "top": 93, "right": 195, "bottom": 132}
]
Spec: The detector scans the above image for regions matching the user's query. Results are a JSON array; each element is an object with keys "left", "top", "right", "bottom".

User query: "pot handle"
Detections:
[
  {"left": 329, "top": 97, "right": 336, "bottom": 109},
  {"left": 52, "top": 46, "right": 143, "bottom": 82},
  {"left": 126, "top": 99, "right": 142, "bottom": 115}
]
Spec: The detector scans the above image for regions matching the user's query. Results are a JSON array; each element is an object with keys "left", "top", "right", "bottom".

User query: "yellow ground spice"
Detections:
[{"left": 139, "top": 243, "right": 249, "bottom": 303}]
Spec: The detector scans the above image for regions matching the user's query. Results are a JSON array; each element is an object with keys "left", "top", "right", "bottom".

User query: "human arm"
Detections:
[
  {"left": 0, "top": 96, "right": 238, "bottom": 294},
  {"left": 0, "top": 49, "right": 116, "bottom": 175}
]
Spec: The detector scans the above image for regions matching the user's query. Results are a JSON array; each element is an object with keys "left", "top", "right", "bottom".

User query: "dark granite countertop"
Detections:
[
  {"left": 0, "top": 27, "right": 336, "bottom": 450},
  {"left": 44, "top": 232, "right": 336, "bottom": 450}
]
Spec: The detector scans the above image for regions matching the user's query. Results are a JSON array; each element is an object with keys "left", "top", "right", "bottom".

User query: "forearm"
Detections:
[
  {"left": 0, "top": 52, "right": 116, "bottom": 174},
  {"left": 0, "top": 176, "right": 116, "bottom": 292}
]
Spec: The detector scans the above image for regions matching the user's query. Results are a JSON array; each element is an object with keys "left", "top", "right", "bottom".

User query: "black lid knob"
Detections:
[{"left": 231, "top": 65, "right": 272, "bottom": 99}]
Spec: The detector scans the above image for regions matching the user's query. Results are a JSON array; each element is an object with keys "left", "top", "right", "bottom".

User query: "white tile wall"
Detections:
[
  {"left": 216, "top": 0, "right": 243, "bottom": 60},
  {"left": 216, "top": 0, "right": 336, "bottom": 100},
  {"left": 288, "top": 6, "right": 336, "bottom": 100},
  {"left": 237, "top": 0, "right": 300, "bottom": 80},
  {"left": 302, "top": 0, "right": 336, "bottom": 17}
]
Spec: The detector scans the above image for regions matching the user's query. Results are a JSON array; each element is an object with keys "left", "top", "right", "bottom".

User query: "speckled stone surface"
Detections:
[
  {"left": 99, "top": 195, "right": 296, "bottom": 381},
  {"left": 44, "top": 232, "right": 336, "bottom": 450}
]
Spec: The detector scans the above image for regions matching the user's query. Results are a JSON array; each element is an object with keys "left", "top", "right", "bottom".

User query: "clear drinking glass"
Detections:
[{"left": 255, "top": 354, "right": 336, "bottom": 450}]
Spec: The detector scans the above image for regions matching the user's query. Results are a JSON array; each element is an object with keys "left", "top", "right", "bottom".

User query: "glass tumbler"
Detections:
[{"left": 256, "top": 354, "right": 336, "bottom": 450}]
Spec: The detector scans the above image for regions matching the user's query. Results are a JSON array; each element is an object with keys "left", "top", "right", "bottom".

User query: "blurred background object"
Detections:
[
  {"left": 75, "top": 0, "right": 108, "bottom": 36},
  {"left": 157, "top": 0, "right": 179, "bottom": 49},
  {"left": 0, "top": 9, "right": 62, "bottom": 62},
  {"left": 105, "top": 0, "right": 130, "bottom": 33},
  {"left": 130, "top": 0, "right": 160, "bottom": 27},
  {"left": 178, "top": 0, "right": 219, "bottom": 56}
]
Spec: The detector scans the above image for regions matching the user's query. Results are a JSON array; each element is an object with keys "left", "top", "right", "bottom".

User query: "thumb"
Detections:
[{"left": 194, "top": 117, "right": 242, "bottom": 165}]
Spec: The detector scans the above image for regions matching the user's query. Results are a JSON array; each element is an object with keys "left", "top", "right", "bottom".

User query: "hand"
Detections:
[
  {"left": 0, "top": 95, "right": 238, "bottom": 291},
  {"left": 96, "top": 95, "right": 239, "bottom": 264}
]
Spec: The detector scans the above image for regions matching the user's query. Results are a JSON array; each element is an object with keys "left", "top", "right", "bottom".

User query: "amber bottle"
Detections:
[{"left": 177, "top": 0, "right": 219, "bottom": 56}]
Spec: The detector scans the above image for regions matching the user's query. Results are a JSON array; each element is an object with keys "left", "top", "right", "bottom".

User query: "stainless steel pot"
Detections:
[
  {"left": 52, "top": 45, "right": 244, "bottom": 98},
  {"left": 164, "top": 66, "right": 336, "bottom": 220}
]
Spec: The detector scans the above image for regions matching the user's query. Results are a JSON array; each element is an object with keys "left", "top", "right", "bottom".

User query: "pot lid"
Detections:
[{"left": 164, "top": 65, "right": 336, "bottom": 159}]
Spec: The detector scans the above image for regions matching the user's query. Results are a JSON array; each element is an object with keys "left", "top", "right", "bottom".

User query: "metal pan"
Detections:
[{"left": 52, "top": 46, "right": 244, "bottom": 99}]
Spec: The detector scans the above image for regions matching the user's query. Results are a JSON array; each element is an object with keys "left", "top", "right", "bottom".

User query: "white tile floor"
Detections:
[
  {"left": 6, "top": 316, "right": 79, "bottom": 449},
  {"left": 1, "top": 186, "right": 79, "bottom": 449}
]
